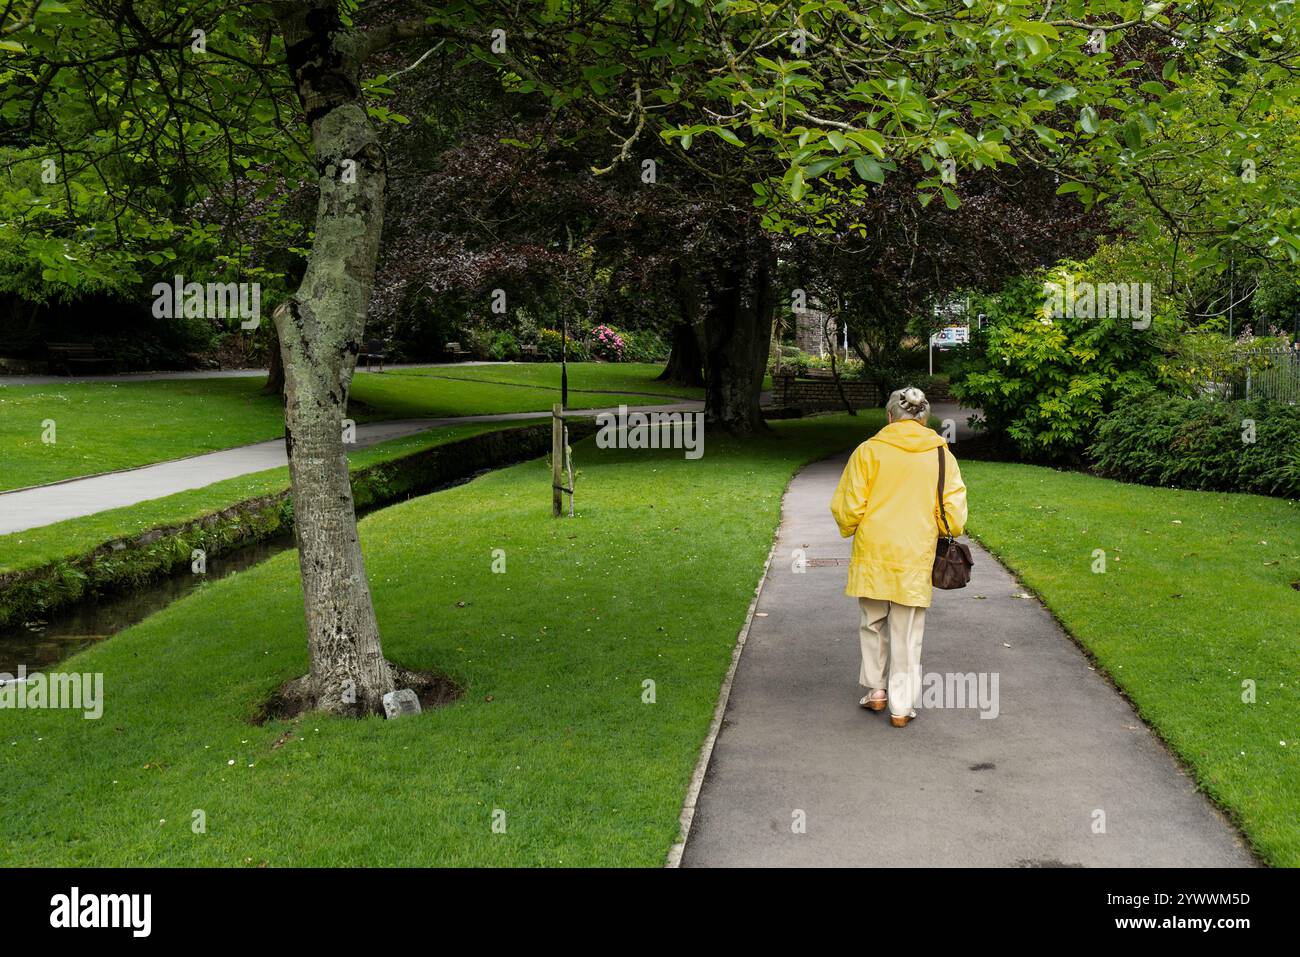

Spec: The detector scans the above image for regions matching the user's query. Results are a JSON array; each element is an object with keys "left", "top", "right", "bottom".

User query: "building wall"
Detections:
[{"left": 793, "top": 306, "right": 837, "bottom": 356}]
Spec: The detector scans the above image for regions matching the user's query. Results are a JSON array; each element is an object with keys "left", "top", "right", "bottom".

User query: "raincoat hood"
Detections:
[{"left": 869, "top": 419, "right": 947, "bottom": 453}]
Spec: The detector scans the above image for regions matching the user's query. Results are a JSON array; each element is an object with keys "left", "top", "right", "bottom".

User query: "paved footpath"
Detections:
[
  {"left": 679, "top": 451, "right": 1256, "bottom": 867},
  {"left": 0, "top": 401, "right": 700, "bottom": 535}
]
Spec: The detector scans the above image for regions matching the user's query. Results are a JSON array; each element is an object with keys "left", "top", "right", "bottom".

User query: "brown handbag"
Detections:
[{"left": 932, "top": 446, "right": 973, "bottom": 589}]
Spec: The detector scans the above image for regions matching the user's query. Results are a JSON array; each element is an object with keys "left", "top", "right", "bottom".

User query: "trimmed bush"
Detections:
[
  {"left": 620, "top": 328, "right": 669, "bottom": 363},
  {"left": 772, "top": 347, "right": 811, "bottom": 376},
  {"left": 1090, "top": 392, "right": 1300, "bottom": 498},
  {"left": 487, "top": 329, "right": 520, "bottom": 361}
]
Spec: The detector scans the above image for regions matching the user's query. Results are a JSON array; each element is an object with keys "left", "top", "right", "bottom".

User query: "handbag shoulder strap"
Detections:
[{"left": 936, "top": 445, "right": 954, "bottom": 541}]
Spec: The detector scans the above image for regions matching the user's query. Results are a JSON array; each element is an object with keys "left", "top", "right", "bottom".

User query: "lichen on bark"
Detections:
[{"left": 272, "top": 0, "right": 395, "bottom": 716}]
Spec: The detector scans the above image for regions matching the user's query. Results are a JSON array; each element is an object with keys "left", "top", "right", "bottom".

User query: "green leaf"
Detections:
[
  {"left": 1015, "top": 20, "right": 1060, "bottom": 39},
  {"left": 1044, "top": 85, "right": 1078, "bottom": 104},
  {"left": 789, "top": 167, "right": 807, "bottom": 201},
  {"left": 1032, "top": 124, "right": 1058, "bottom": 144},
  {"left": 711, "top": 126, "right": 743, "bottom": 147},
  {"left": 804, "top": 156, "right": 843, "bottom": 179},
  {"left": 846, "top": 128, "right": 886, "bottom": 158},
  {"left": 853, "top": 155, "right": 885, "bottom": 184}
]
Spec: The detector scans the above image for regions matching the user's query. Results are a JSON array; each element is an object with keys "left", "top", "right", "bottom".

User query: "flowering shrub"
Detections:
[
  {"left": 537, "top": 328, "right": 564, "bottom": 361},
  {"left": 536, "top": 327, "right": 590, "bottom": 361},
  {"left": 590, "top": 323, "right": 626, "bottom": 362}
]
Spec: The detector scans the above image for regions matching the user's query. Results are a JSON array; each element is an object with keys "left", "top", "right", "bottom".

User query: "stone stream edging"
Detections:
[{"left": 0, "top": 421, "right": 596, "bottom": 629}]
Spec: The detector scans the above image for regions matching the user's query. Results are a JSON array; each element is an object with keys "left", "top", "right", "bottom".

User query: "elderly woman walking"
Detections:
[{"left": 830, "top": 387, "right": 968, "bottom": 727}]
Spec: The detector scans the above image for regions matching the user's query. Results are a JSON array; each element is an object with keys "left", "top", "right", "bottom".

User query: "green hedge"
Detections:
[{"left": 1091, "top": 392, "right": 1300, "bottom": 498}]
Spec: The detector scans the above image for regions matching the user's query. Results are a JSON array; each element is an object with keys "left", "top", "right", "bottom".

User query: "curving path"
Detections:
[{"left": 675, "top": 451, "right": 1256, "bottom": 868}]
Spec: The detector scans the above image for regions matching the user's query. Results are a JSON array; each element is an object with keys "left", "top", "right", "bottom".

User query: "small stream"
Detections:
[
  {"left": 0, "top": 533, "right": 294, "bottom": 674},
  {"left": 0, "top": 466, "right": 499, "bottom": 676}
]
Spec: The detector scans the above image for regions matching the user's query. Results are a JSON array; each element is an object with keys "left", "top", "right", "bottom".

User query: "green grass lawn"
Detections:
[
  {"left": 0, "top": 378, "right": 286, "bottom": 492},
  {"left": 0, "top": 367, "right": 689, "bottom": 490},
  {"left": 5, "top": 415, "right": 1292, "bottom": 866},
  {"left": 399, "top": 362, "right": 702, "bottom": 399},
  {"left": 0, "top": 413, "right": 878, "bottom": 866},
  {"left": 348, "top": 366, "right": 683, "bottom": 419},
  {"left": 0, "top": 422, "right": 511, "bottom": 575},
  {"left": 963, "top": 459, "right": 1300, "bottom": 867}
]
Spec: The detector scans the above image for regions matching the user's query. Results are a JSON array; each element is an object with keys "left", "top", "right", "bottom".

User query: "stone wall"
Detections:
[
  {"left": 771, "top": 373, "right": 883, "bottom": 411},
  {"left": 794, "top": 307, "right": 838, "bottom": 356}
]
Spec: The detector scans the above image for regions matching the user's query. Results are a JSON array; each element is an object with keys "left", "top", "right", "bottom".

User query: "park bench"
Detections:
[
  {"left": 520, "top": 344, "right": 541, "bottom": 361},
  {"left": 46, "top": 342, "right": 116, "bottom": 376},
  {"left": 444, "top": 341, "right": 471, "bottom": 362},
  {"left": 358, "top": 338, "right": 388, "bottom": 372}
]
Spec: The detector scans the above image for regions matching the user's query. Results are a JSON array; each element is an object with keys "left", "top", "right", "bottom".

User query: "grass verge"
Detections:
[
  {"left": 0, "top": 422, "right": 536, "bottom": 627},
  {"left": 0, "top": 423, "right": 506, "bottom": 576},
  {"left": 0, "top": 378, "right": 285, "bottom": 491},
  {"left": 399, "top": 361, "right": 703, "bottom": 399},
  {"left": 0, "top": 413, "right": 877, "bottom": 866},
  {"left": 8, "top": 418, "right": 1286, "bottom": 866},
  {"left": 963, "top": 459, "right": 1300, "bottom": 867}
]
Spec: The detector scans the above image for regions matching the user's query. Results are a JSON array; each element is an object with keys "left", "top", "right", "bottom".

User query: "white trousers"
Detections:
[{"left": 858, "top": 597, "right": 926, "bottom": 718}]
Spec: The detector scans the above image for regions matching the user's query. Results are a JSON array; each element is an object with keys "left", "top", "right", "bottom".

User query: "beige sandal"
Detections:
[
  {"left": 889, "top": 713, "right": 914, "bottom": 728},
  {"left": 859, "top": 691, "right": 888, "bottom": 712}
]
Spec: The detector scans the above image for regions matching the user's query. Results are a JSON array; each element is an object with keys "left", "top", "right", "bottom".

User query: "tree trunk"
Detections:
[
  {"left": 262, "top": 331, "right": 285, "bottom": 396},
  {"left": 656, "top": 322, "right": 705, "bottom": 386},
  {"left": 274, "top": 0, "right": 394, "bottom": 716},
  {"left": 824, "top": 314, "right": 856, "bottom": 416},
  {"left": 850, "top": 299, "right": 908, "bottom": 401},
  {"left": 680, "top": 251, "right": 774, "bottom": 435}
]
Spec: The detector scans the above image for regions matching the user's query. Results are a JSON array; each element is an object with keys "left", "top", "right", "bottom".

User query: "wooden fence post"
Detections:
[{"left": 552, "top": 403, "right": 564, "bottom": 517}]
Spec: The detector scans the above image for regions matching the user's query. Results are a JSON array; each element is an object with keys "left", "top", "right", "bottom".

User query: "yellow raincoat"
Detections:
[{"left": 830, "top": 419, "right": 968, "bottom": 608}]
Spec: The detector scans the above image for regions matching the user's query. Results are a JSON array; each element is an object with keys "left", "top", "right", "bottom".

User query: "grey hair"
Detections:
[{"left": 886, "top": 386, "right": 930, "bottom": 422}]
